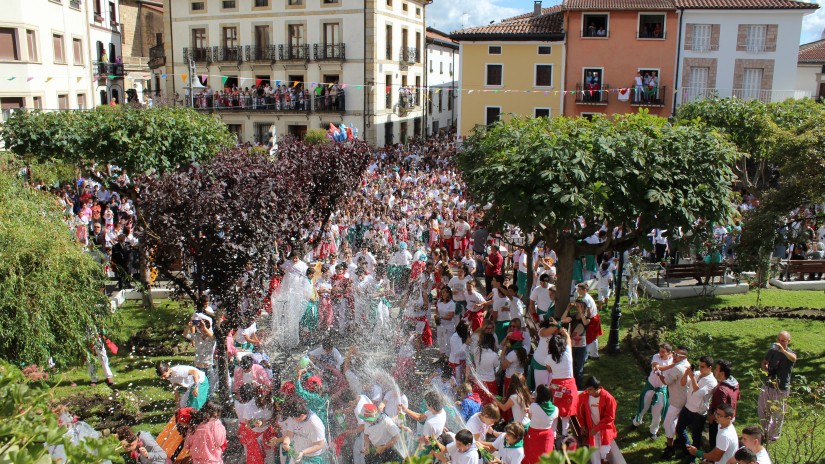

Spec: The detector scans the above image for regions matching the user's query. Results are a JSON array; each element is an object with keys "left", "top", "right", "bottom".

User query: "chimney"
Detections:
[{"left": 533, "top": 0, "right": 542, "bottom": 17}]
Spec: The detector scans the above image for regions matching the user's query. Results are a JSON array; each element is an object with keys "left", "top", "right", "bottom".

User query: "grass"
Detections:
[
  {"left": 45, "top": 289, "right": 825, "bottom": 460},
  {"left": 585, "top": 290, "right": 825, "bottom": 464}
]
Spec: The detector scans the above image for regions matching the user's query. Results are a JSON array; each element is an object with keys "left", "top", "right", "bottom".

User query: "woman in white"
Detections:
[
  {"left": 448, "top": 265, "right": 473, "bottom": 318},
  {"left": 435, "top": 287, "right": 457, "bottom": 356},
  {"left": 272, "top": 252, "right": 309, "bottom": 350},
  {"left": 449, "top": 321, "right": 471, "bottom": 384},
  {"left": 276, "top": 399, "right": 327, "bottom": 464},
  {"left": 234, "top": 383, "right": 274, "bottom": 464},
  {"left": 473, "top": 333, "right": 501, "bottom": 399},
  {"left": 544, "top": 325, "right": 578, "bottom": 439},
  {"left": 495, "top": 372, "right": 531, "bottom": 425}
]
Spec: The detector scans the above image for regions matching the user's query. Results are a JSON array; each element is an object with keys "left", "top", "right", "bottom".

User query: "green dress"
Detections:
[{"left": 300, "top": 279, "right": 319, "bottom": 332}]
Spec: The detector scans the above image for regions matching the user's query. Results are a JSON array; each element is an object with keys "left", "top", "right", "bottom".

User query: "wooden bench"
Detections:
[
  {"left": 656, "top": 262, "right": 726, "bottom": 287},
  {"left": 779, "top": 260, "right": 825, "bottom": 281}
]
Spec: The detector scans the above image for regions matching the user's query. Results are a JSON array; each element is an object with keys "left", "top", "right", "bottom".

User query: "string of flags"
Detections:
[{"left": 2, "top": 72, "right": 678, "bottom": 96}]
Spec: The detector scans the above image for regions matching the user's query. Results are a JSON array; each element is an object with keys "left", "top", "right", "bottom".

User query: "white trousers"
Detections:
[
  {"left": 663, "top": 404, "right": 683, "bottom": 439},
  {"left": 87, "top": 346, "right": 112, "bottom": 383}
]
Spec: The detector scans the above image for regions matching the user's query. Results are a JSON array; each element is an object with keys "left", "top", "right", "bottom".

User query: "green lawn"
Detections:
[{"left": 586, "top": 290, "right": 825, "bottom": 464}]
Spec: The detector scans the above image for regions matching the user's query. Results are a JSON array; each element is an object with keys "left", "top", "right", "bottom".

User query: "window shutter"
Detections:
[
  {"left": 684, "top": 24, "right": 694, "bottom": 51},
  {"left": 736, "top": 24, "right": 747, "bottom": 51}
]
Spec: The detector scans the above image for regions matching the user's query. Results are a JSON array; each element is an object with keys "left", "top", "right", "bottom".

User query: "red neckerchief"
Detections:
[{"left": 129, "top": 440, "right": 143, "bottom": 460}]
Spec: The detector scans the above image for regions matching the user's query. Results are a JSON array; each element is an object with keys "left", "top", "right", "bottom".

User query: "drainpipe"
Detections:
[
  {"left": 423, "top": 38, "right": 428, "bottom": 136},
  {"left": 672, "top": 8, "right": 684, "bottom": 115},
  {"left": 363, "top": 0, "right": 367, "bottom": 138},
  {"left": 450, "top": 45, "right": 455, "bottom": 128},
  {"left": 168, "top": 0, "right": 176, "bottom": 105}
]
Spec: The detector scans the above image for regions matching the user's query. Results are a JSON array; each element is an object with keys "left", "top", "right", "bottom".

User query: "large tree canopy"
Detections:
[
  {"left": 0, "top": 160, "right": 111, "bottom": 367},
  {"left": 457, "top": 112, "right": 738, "bottom": 310}
]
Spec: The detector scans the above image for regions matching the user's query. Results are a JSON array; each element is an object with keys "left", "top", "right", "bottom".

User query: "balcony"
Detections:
[
  {"left": 688, "top": 41, "right": 719, "bottom": 53},
  {"left": 187, "top": 87, "right": 345, "bottom": 113},
  {"left": 630, "top": 86, "right": 667, "bottom": 107},
  {"left": 278, "top": 44, "right": 310, "bottom": 62},
  {"left": 399, "top": 47, "right": 417, "bottom": 64},
  {"left": 214, "top": 46, "right": 242, "bottom": 63},
  {"left": 94, "top": 61, "right": 125, "bottom": 78},
  {"left": 148, "top": 44, "right": 165, "bottom": 69},
  {"left": 313, "top": 43, "right": 345, "bottom": 61},
  {"left": 398, "top": 88, "right": 419, "bottom": 111},
  {"left": 183, "top": 47, "right": 211, "bottom": 63},
  {"left": 575, "top": 83, "right": 609, "bottom": 105},
  {"left": 69, "top": 0, "right": 81, "bottom": 9},
  {"left": 679, "top": 87, "right": 811, "bottom": 104},
  {"left": 245, "top": 45, "right": 277, "bottom": 63}
]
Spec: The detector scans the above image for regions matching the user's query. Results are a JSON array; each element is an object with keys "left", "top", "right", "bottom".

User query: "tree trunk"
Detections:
[
  {"left": 213, "top": 321, "right": 232, "bottom": 407},
  {"left": 553, "top": 238, "right": 576, "bottom": 318},
  {"left": 138, "top": 245, "right": 155, "bottom": 309}
]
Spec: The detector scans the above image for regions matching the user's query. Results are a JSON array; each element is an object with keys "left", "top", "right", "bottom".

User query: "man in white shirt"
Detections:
[
  {"left": 739, "top": 425, "right": 772, "bottom": 464},
  {"left": 632, "top": 343, "right": 674, "bottom": 438},
  {"left": 660, "top": 347, "right": 690, "bottom": 460},
  {"left": 432, "top": 429, "right": 479, "bottom": 464},
  {"left": 528, "top": 275, "right": 555, "bottom": 322},
  {"left": 687, "top": 404, "right": 737, "bottom": 464},
  {"left": 360, "top": 404, "right": 402, "bottom": 464},
  {"left": 308, "top": 340, "right": 344, "bottom": 371},
  {"left": 675, "top": 356, "right": 718, "bottom": 453}
]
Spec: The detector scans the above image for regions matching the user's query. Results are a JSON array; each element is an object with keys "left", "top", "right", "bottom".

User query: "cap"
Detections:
[
  {"left": 176, "top": 407, "right": 194, "bottom": 425},
  {"left": 358, "top": 403, "right": 379, "bottom": 422},
  {"left": 508, "top": 330, "right": 525, "bottom": 342}
]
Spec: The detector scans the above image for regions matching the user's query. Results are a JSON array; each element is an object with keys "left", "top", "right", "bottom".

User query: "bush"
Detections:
[{"left": 304, "top": 128, "right": 330, "bottom": 145}]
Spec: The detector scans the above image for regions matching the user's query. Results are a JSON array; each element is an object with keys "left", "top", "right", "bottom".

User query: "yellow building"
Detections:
[{"left": 452, "top": 3, "right": 565, "bottom": 137}]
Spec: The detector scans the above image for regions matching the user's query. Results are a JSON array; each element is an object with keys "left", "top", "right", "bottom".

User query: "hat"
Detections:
[
  {"left": 303, "top": 376, "right": 322, "bottom": 392},
  {"left": 176, "top": 407, "right": 194, "bottom": 425},
  {"left": 508, "top": 330, "right": 525, "bottom": 342},
  {"left": 358, "top": 403, "right": 379, "bottom": 422},
  {"left": 399, "top": 242, "right": 408, "bottom": 250},
  {"left": 280, "top": 381, "right": 296, "bottom": 396}
]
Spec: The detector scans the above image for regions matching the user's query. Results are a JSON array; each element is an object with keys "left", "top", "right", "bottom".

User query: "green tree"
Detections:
[
  {"left": 457, "top": 112, "right": 738, "bottom": 312},
  {"left": 0, "top": 163, "right": 111, "bottom": 367},
  {"left": 0, "top": 361, "right": 123, "bottom": 463}
]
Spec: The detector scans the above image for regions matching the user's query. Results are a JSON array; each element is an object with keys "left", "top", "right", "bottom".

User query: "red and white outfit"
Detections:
[
  {"left": 235, "top": 400, "right": 275, "bottom": 464},
  {"left": 546, "top": 344, "right": 578, "bottom": 438},
  {"left": 523, "top": 402, "right": 558, "bottom": 464},
  {"left": 473, "top": 347, "right": 500, "bottom": 404},
  {"left": 577, "top": 389, "right": 618, "bottom": 463}
]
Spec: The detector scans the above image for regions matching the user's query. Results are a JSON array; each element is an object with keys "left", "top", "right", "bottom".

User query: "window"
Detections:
[
  {"left": 438, "top": 91, "right": 442, "bottom": 111},
  {"left": 535, "top": 108, "right": 550, "bottom": 118},
  {"left": 448, "top": 89, "right": 453, "bottom": 110},
  {"left": 26, "top": 30, "right": 37, "bottom": 61},
  {"left": 385, "top": 25, "right": 392, "bottom": 59},
  {"left": 255, "top": 25, "right": 270, "bottom": 48},
  {"left": 692, "top": 24, "right": 711, "bottom": 51},
  {"left": 254, "top": 0, "right": 269, "bottom": 5},
  {"left": 1, "top": 97, "right": 25, "bottom": 110},
  {"left": 580, "top": 112, "right": 596, "bottom": 120},
  {"left": 58, "top": 94, "right": 69, "bottom": 110},
  {"left": 538, "top": 46, "right": 552, "bottom": 55},
  {"left": 77, "top": 94, "right": 86, "bottom": 109},
  {"left": 402, "top": 3, "right": 408, "bottom": 11},
  {"left": 582, "top": 13, "right": 608, "bottom": 37},
  {"left": 191, "top": 1, "right": 205, "bottom": 10},
  {"left": 109, "top": 1, "right": 117, "bottom": 23},
  {"left": 192, "top": 28, "right": 206, "bottom": 48},
  {"left": 227, "top": 124, "right": 243, "bottom": 140},
  {"left": 535, "top": 64, "right": 553, "bottom": 87},
  {"left": 385, "top": 75, "right": 392, "bottom": 108},
  {"left": 742, "top": 68, "right": 763, "bottom": 100},
  {"left": 94, "top": 0, "right": 102, "bottom": 14},
  {"left": 32, "top": 96, "right": 42, "bottom": 109},
  {"left": 485, "top": 107, "right": 501, "bottom": 126},
  {"left": 288, "top": 24, "right": 304, "bottom": 47},
  {"left": 386, "top": 0, "right": 392, "bottom": 7},
  {"left": 72, "top": 38, "right": 83, "bottom": 65},
  {"left": 323, "top": 23, "right": 339, "bottom": 46},
  {"left": 486, "top": 64, "right": 502, "bottom": 86},
  {"left": 222, "top": 27, "right": 238, "bottom": 48},
  {"left": 0, "top": 28, "right": 19, "bottom": 61},
  {"left": 323, "top": 0, "right": 338, "bottom": 4},
  {"left": 638, "top": 13, "right": 665, "bottom": 38},
  {"left": 746, "top": 25, "right": 767, "bottom": 53},
  {"left": 415, "top": 32, "right": 421, "bottom": 62},
  {"left": 488, "top": 45, "right": 501, "bottom": 54},
  {"left": 221, "top": 0, "right": 236, "bottom": 8},
  {"left": 52, "top": 34, "right": 65, "bottom": 63},
  {"left": 686, "top": 66, "right": 708, "bottom": 102},
  {"left": 416, "top": 7, "right": 420, "bottom": 15}
]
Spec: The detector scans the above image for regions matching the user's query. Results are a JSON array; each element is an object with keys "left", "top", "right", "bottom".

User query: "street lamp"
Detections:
[{"left": 607, "top": 250, "right": 623, "bottom": 354}]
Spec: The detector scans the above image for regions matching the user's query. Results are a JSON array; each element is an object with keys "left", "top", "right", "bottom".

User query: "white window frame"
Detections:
[
  {"left": 691, "top": 24, "right": 712, "bottom": 52},
  {"left": 485, "top": 63, "right": 503, "bottom": 88},
  {"left": 534, "top": 107, "right": 551, "bottom": 118},
  {"left": 746, "top": 24, "right": 767, "bottom": 53},
  {"left": 741, "top": 67, "right": 763, "bottom": 100},
  {"left": 581, "top": 12, "right": 610, "bottom": 38},
  {"left": 637, "top": 12, "right": 666, "bottom": 39},
  {"left": 485, "top": 106, "right": 502, "bottom": 126},
  {"left": 581, "top": 66, "right": 605, "bottom": 86},
  {"left": 534, "top": 63, "right": 554, "bottom": 89}
]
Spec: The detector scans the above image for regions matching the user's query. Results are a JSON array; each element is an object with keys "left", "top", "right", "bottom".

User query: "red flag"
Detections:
[{"left": 256, "top": 78, "right": 263, "bottom": 86}]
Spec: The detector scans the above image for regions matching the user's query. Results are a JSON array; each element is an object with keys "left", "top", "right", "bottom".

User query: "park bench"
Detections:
[
  {"left": 656, "top": 262, "right": 726, "bottom": 287},
  {"left": 779, "top": 260, "right": 825, "bottom": 281}
]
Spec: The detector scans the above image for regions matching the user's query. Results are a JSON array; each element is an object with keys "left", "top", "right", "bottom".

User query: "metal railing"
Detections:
[
  {"left": 245, "top": 45, "right": 277, "bottom": 62},
  {"left": 214, "top": 46, "right": 242, "bottom": 62},
  {"left": 93, "top": 61, "right": 124, "bottom": 77},
  {"left": 148, "top": 44, "right": 165, "bottom": 69},
  {"left": 278, "top": 44, "right": 310, "bottom": 61},
  {"left": 400, "top": 47, "right": 417, "bottom": 64},
  {"left": 186, "top": 88, "right": 345, "bottom": 113},
  {"left": 689, "top": 41, "right": 719, "bottom": 52},
  {"left": 574, "top": 83, "right": 609, "bottom": 104},
  {"left": 183, "top": 47, "right": 211, "bottom": 63},
  {"left": 398, "top": 89, "right": 419, "bottom": 109},
  {"left": 630, "top": 85, "right": 667, "bottom": 106},
  {"left": 679, "top": 87, "right": 811, "bottom": 104},
  {"left": 745, "top": 44, "right": 767, "bottom": 54},
  {"left": 313, "top": 43, "right": 345, "bottom": 60},
  {"left": 636, "top": 31, "right": 666, "bottom": 39}
]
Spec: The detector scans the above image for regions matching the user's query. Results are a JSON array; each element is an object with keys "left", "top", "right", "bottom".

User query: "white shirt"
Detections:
[
  {"left": 234, "top": 400, "right": 273, "bottom": 433},
  {"left": 363, "top": 415, "right": 400, "bottom": 447},
  {"left": 234, "top": 323, "right": 257, "bottom": 345},
  {"left": 446, "top": 441, "right": 479, "bottom": 464},
  {"left": 492, "top": 289, "right": 511, "bottom": 321},
  {"left": 354, "top": 394, "right": 373, "bottom": 426},
  {"left": 475, "top": 348, "right": 500, "bottom": 382},
  {"left": 648, "top": 354, "right": 673, "bottom": 388},
  {"left": 492, "top": 434, "right": 525, "bottom": 464},
  {"left": 389, "top": 250, "right": 413, "bottom": 266},
  {"left": 528, "top": 402, "right": 559, "bottom": 429},
  {"left": 465, "top": 290, "right": 486, "bottom": 312},
  {"left": 168, "top": 365, "right": 204, "bottom": 388},
  {"left": 449, "top": 333, "right": 467, "bottom": 364},
  {"left": 533, "top": 334, "right": 551, "bottom": 367},
  {"left": 580, "top": 293, "right": 598, "bottom": 318},
  {"left": 508, "top": 394, "right": 529, "bottom": 424},
  {"left": 713, "top": 423, "right": 739, "bottom": 464},
  {"left": 663, "top": 359, "right": 691, "bottom": 408},
  {"left": 588, "top": 394, "right": 601, "bottom": 424},
  {"left": 466, "top": 412, "right": 489, "bottom": 438},
  {"left": 449, "top": 276, "right": 472, "bottom": 302},
  {"left": 421, "top": 409, "right": 447, "bottom": 437},
  {"left": 504, "top": 350, "right": 524, "bottom": 378},
  {"left": 309, "top": 347, "right": 344, "bottom": 370},
  {"left": 381, "top": 390, "right": 409, "bottom": 419},
  {"left": 437, "top": 300, "right": 456, "bottom": 324},
  {"left": 545, "top": 345, "right": 573, "bottom": 379},
  {"left": 530, "top": 286, "right": 554, "bottom": 313},
  {"left": 283, "top": 413, "right": 326, "bottom": 457},
  {"left": 685, "top": 372, "right": 718, "bottom": 415},
  {"left": 754, "top": 447, "right": 772, "bottom": 464}
]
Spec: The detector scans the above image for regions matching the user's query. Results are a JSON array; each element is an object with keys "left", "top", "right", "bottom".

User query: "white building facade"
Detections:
[
  {"left": 424, "top": 27, "right": 458, "bottom": 136},
  {"left": 157, "top": 0, "right": 425, "bottom": 146},
  {"left": 88, "top": 0, "right": 125, "bottom": 105},
  {"left": 796, "top": 38, "right": 825, "bottom": 101},
  {"left": 0, "top": 0, "right": 96, "bottom": 115},
  {"left": 674, "top": 0, "right": 818, "bottom": 107}
]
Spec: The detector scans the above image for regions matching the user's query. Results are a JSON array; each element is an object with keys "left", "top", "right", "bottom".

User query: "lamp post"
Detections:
[
  {"left": 607, "top": 249, "right": 624, "bottom": 354},
  {"left": 189, "top": 58, "right": 195, "bottom": 108}
]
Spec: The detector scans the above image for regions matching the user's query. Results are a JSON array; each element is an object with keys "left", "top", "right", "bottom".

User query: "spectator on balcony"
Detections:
[
  {"left": 587, "top": 22, "right": 596, "bottom": 37},
  {"left": 315, "top": 84, "right": 324, "bottom": 111},
  {"left": 587, "top": 73, "right": 600, "bottom": 102},
  {"left": 331, "top": 84, "right": 339, "bottom": 111},
  {"left": 652, "top": 24, "right": 662, "bottom": 38},
  {"left": 648, "top": 72, "right": 659, "bottom": 102},
  {"left": 596, "top": 26, "right": 606, "bottom": 37},
  {"left": 634, "top": 72, "right": 644, "bottom": 103}
]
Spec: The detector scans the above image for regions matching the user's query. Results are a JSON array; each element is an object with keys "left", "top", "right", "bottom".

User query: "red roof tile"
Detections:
[
  {"left": 673, "top": 0, "right": 817, "bottom": 9},
  {"left": 799, "top": 39, "right": 825, "bottom": 63},
  {"left": 564, "top": 0, "right": 675, "bottom": 10},
  {"left": 452, "top": 6, "right": 565, "bottom": 39}
]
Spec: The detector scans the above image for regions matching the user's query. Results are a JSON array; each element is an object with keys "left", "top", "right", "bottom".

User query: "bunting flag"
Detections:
[
  {"left": 46, "top": 77, "right": 53, "bottom": 82},
  {"left": 7, "top": 77, "right": 14, "bottom": 81},
  {"left": 221, "top": 76, "right": 228, "bottom": 86},
  {"left": 76, "top": 77, "right": 82, "bottom": 83},
  {"left": 161, "top": 73, "right": 167, "bottom": 78},
  {"left": 201, "top": 74, "right": 207, "bottom": 83},
  {"left": 275, "top": 80, "right": 281, "bottom": 87},
  {"left": 293, "top": 80, "right": 299, "bottom": 87},
  {"left": 27, "top": 77, "right": 34, "bottom": 82},
  {"left": 256, "top": 78, "right": 263, "bottom": 86},
  {"left": 180, "top": 73, "right": 188, "bottom": 83}
]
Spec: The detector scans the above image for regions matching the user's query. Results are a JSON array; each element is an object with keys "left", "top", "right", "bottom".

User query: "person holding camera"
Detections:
[
  {"left": 185, "top": 310, "right": 215, "bottom": 400},
  {"left": 758, "top": 331, "right": 797, "bottom": 442}
]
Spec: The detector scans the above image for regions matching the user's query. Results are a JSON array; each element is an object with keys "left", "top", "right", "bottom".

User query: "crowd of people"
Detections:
[
  {"left": 187, "top": 82, "right": 345, "bottom": 112},
  {"left": 39, "top": 130, "right": 805, "bottom": 464}
]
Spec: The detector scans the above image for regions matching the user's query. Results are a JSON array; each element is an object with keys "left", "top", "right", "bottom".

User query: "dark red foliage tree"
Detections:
[{"left": 136, "top": 140, "right": 371, "bottom": 402}]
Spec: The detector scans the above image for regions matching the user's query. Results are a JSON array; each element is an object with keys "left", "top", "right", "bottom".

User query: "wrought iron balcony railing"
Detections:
[
  {"left": 313, "top": 43, "right": 345, "bottom": 61},
  {"left": 278, "top": 44, "right": 310, "bottom": 61}
]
